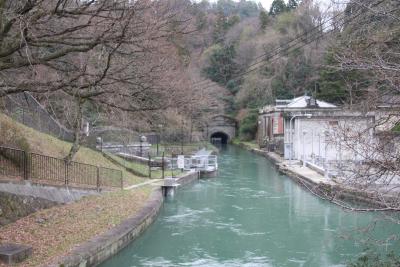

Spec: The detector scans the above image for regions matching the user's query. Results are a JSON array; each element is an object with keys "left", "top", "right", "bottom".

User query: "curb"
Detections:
[{"left": 48, "top": 188, "right": 163, "bottom": 267}]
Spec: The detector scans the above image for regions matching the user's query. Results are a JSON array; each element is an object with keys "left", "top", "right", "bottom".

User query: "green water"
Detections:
[{"left": 101, "top": 146, "right": 400, "bottom": 267}]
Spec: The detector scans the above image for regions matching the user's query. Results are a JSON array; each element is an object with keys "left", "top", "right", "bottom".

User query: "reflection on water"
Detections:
[{"left": 101, "top": 145, "right": 400, "bottom": 267}]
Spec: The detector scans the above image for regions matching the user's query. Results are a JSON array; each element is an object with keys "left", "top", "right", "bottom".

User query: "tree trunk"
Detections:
[{"left": 65, "top": 98, "right": 83, "bottom": 163}]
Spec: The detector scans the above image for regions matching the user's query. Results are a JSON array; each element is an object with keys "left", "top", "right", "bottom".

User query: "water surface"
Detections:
[{"left": 101, "top": 145, "right": 400, "bottom": 267}]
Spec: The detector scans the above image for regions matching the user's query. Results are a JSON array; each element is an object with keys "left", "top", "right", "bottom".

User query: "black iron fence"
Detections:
[
  {"left": 0, "top": 146, "right": 27, "bottom": 178},
  {"left": 0, "top": 146, "right": 123, "bottom": 189}
]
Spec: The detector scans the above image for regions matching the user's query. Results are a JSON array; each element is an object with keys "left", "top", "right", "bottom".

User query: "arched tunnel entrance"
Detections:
[{"left": 210, "top": 132, "right": 229, "bottom": 144}]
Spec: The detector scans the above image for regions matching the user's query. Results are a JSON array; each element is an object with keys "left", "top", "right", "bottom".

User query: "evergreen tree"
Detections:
[
  {"left": 269, "top": 0, "right": 287, "bottom": 16},
  {"left": 259, "top": 10, "right": 269, "bottom": 30},
  {"left": 317, "top": 50, "right": 369, "bottom": 106},
  {"left": 287, "top": 0, "right": 299, "bottom": 10},
  {"left": 202, "top": 45, "right": 239, "bottom": 85}
]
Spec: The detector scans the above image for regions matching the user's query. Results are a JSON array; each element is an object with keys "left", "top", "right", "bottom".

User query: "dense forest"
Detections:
[
  {"left": 186, "top": 0, "right": 399, "bottom": 140},
  {"left": 0, "top": 0, "right": 398, "bottom": 146},
  {"left": 182, "top": 0, "right": 329, "bottom": 140}
]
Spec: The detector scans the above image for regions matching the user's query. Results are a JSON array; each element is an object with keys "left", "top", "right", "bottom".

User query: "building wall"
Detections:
[
  {"left": 258, "top": 112, "right": 284, "bottom": 150},
  {"left": 284, "top": 116, "right": 374, "bottom": 163}
]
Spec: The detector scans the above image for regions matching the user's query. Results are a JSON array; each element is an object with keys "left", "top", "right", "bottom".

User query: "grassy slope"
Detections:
[
  {"left": 0, "top": 113, "right": 145, "bottom": 185},
  {"left": 149, "top": 142, "right": 219, "bottom": 156},
  {"left": 0, "top": 185, "right": 153, "bottom": 267},
  {"left": 106, "top": 152, "right": 184, "bottom": 179}
]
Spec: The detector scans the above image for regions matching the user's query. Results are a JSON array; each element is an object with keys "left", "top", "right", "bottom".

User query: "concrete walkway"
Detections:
[
  {"left": 124, "top": 179, "right": 163, "bottom": 190},
  {"left": 281, "top": 162, "right": 336, "bottom": 185},
  {"left": 256, "top": 149, "right": 336, "bottom": 186}
]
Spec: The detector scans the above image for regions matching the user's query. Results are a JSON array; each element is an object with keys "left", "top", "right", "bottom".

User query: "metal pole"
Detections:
[
  {"left": 140, "top": 139, "right": 142, "bottom": 157},
  {"left": 289, "top": 115, "right": 297, "bottom": 165},
  {"left": 162, "top": 152, "right": 165, "bottom": 179},
  {"left": 181, "top": 119, "right": 184, "bottom": 155},
  {"left": 318, "top": 133, "right": 321, "bottom": 162},
  {"left": 311, "top": 129, "right": 314, "bottom": 164},
  {"left": 96, "top": 167, "right": 100, "bottom": 192},
  {"left": 148, "top": 155, "right": 151, "bottom": 178},
  {"left": 156, "top": 134, "right": 159, "bottom": 156},
  {"left": 303, "top": 131, "right": 306, "bottom": 167},
  {"left": 171, "top": 156, "right": 174, "bottom": 178}
]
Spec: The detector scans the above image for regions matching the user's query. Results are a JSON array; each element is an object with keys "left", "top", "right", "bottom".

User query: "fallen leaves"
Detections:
[{"left": 0, "top": 186, "right": 152, "bottom": 267}]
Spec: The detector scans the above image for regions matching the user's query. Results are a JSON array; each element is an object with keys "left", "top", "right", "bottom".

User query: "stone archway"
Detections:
[
  {"left": 205, "top": 115, "right": 237, "bottom": 143},
  {"left": 210, "top": 131, "right": 229, "bottom": 144}
]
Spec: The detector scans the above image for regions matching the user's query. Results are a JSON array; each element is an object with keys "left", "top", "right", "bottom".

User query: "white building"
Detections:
[{"left": 259, "top": 96, "right": 376, "bottom": 174}]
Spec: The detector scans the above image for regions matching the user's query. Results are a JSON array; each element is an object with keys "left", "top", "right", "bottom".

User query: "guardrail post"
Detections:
[
  {"left": 23, "top": 151, "right": 28, "bottom": 180},
  {"left": 64, "top": 160, "right": 68, "bottom": 186},
  {"left": 96, "top": 167, "right": 100, "bottom": 191}
]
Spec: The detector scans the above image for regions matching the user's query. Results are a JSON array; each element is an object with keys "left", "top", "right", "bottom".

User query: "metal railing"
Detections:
[
  {"left": 0, "top": 146, "right": 27, "bottom": 178},
  {"left": 0, "top": 146, "right": 123, "bottom": 189},
  {"left": 1, "top": 92, "right": 74, "bottom": 141}
]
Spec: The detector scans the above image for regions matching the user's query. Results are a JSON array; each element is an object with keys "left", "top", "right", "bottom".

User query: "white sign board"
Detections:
[{"left": 177, "top": 155, "right": 185, "bottom": 169}]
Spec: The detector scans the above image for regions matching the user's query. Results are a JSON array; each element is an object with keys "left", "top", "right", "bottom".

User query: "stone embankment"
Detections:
[
  {"left": 237, "top": 143, "right": 397, "bottom": 209},
  {"left": 49, "top": 170, "right": 200, "bottom": 267},
  {"left": 0, "top": 191, "right": 57, "bottom": 226}
]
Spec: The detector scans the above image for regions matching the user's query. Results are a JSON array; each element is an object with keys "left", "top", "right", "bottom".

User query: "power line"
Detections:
[
  {"left": 191, "top": 8, "right": 343, "bottom": 88},
  {"left": 191, "top": 0, "right": 386, "bottom": 91}
]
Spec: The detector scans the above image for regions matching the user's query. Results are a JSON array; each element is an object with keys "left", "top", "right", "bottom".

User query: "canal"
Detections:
[{"left": 101, "top": 145, "right": 400, "bottom": 267}]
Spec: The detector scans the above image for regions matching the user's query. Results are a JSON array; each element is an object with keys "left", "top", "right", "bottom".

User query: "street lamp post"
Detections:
[
  {"left": 139, "top": 137, "right": 143, "bottom": 157},
  {"left": 140, "top": 135, "right": 147, "bottom": 157},
  {"left": 289, "top": 113, "right": 312, "bottom": 165}
]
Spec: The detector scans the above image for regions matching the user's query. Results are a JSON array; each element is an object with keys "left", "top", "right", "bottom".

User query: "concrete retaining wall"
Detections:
[
  {"left": 49, "top": 189, "right": 164, "bottom": 267},
  {"left": 47, "top": 169, "right": 200, "bottom": 267},
  {"left": 0, "top": 181, "right": 99, "bottom": 204},
  {"left": 0, "top": 191, "right": 57, "bottom": 226},
  {"left": 176, "top": 170, "right": 200, "bottom": 186},
  {"left": 238, "top": 143, "right": 395, "bottom": 209}
]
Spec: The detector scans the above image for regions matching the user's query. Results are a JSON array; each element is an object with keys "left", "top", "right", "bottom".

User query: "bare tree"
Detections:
[
  {"left": 308, "top": 0, "right": 400, "bottom": 215},
  {"left": 0, "top": 0, "right": 194, "bottom": 161}
]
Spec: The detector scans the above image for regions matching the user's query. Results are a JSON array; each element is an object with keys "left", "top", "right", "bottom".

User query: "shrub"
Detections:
[
  {"left": 348, "top": 250, "right": 400, "bottom": 267},
  {"left": 239, "top": 110, "right": 258, "bottom": 141}
]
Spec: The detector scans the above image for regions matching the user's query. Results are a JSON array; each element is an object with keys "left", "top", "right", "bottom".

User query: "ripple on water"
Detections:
[
  {"left": 164, "top": 207, "right": 215, "bottom": 224},
  {"left": 137, "top": 253, "right": 274, "bottom": 267}
]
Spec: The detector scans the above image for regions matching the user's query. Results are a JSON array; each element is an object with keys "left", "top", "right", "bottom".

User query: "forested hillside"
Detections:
[
  {"left": 186, "top": 0, "right": 399, "bottom": 140},
  {"left": 1, "top": 0, "right": 398, "bottom": 148},
  {"left": 185, "top": 0, "right": 329, "bottom": 140}
]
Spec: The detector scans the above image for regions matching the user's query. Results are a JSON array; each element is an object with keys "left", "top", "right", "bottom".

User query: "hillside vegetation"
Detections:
[
  {"left": 185, "top": 0, "right": 326, "bottom": 140},
  {"left": 0, "top": 113, "right": 145, "bottom": 185}
]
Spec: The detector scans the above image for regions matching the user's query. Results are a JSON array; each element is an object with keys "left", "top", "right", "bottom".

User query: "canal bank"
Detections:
[
  {"left": 100, "top": 145, "right": 400, "bottom": 267},
  {"left": 49, "top": 171, "right": 200, "bottom": 267},
  {"left": 235, "top": 142, "right": 399, "bottom": 210}
]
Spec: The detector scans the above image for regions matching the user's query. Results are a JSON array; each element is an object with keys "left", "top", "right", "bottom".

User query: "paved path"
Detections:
[
  {"left": 124, "top": 179, "right": 163, "bottom": 190},
  {"left": 261, "top": 151, "right": 336, "bottom": 186},
  {"left": 283, "top": 163, "right": 336, "bottom": 185}
]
